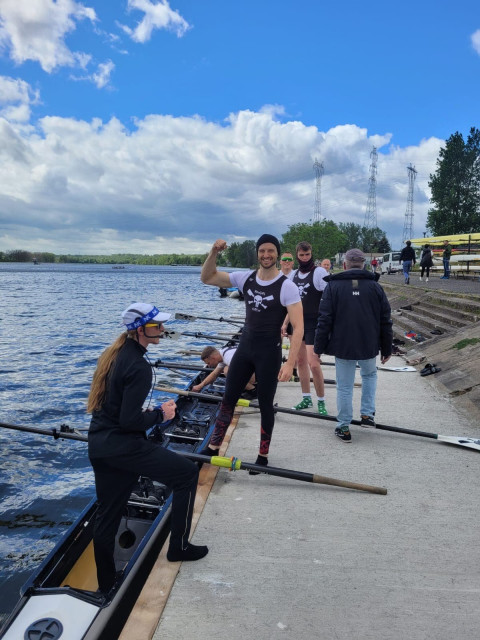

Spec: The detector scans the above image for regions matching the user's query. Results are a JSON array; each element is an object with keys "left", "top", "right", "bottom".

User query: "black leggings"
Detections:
[
  {"left": 209, "top": 331, "right": 282, "bottom": 455},
  {"left": 420, "top": 266, "right": 430, "bottom": 277},
  {"left": 90, "top": 442, "right": 198, "bottom": 592}
]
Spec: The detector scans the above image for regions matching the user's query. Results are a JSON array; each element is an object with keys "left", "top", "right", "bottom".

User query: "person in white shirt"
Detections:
[
  {"left": 192, "top": 345, "right": 257, "bottom": 398},
  {"left": 284, "top": 241, "right": 328, "bottom": 415}
]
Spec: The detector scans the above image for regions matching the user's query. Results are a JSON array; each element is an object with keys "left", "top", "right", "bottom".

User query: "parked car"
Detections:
[{"left": 381, "top": 251, "right": 402, "bottom": 274}]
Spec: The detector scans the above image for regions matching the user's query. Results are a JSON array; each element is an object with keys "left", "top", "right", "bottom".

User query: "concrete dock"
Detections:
[{"left": 131, "top": 354, "right": 480, "bottom": 640}]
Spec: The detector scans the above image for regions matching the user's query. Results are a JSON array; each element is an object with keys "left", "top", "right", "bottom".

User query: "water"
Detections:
[{"left": 0, "top": 263, "right": 245, "bottom": 623}]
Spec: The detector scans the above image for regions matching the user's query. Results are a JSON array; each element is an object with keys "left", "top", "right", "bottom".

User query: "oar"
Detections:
[
  {"left": 163, "top": 330, "right": 240, "bottom": 343},
  {"left": 185, "top": 452, "right": 387, "bottom": 495},
  {"left": 154, "top": 387, "right": 480, "bottom": 452},
  {"left": 175, "top": 312, "right": 244, "bottom": 326},
  {"left": 0, "top": 422, "right": 386, "bottom": 494},
  {"left": 152, "top": 359, "right": 355, "bottom": 386},
  {"left": 0, "top": 421, "right": 88, "bottom": 443}
]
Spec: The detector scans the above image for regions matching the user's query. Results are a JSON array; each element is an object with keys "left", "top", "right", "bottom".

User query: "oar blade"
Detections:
[{"left": 437, "top": 435, "right": 480, "bottom": 451}]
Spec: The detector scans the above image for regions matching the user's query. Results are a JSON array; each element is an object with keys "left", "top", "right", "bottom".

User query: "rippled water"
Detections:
[{"left": 0, "top": 263, "right": 244, "bottom": 622}]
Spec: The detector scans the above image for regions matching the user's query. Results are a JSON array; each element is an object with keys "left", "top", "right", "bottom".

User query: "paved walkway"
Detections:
[
  {"left": 381, "top": 270, "right": 480, "bottom": 294},
  {"left": 152, "top": 356, "right": 480, "bottom": 640}
]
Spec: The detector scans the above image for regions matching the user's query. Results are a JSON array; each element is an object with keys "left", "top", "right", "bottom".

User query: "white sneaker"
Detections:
[
  {"left": 426, "top": 278, "right": 429, "bottom": 282},
  {"left": 419, "top": 277, "right": 422, "bottom": 281}
]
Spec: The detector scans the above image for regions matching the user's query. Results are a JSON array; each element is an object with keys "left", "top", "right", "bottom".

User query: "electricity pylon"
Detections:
[
  {"left": 402, "top": 164, "right": 417, "bottom": 243},
  {"left": 313, "top": 158, "right": 324, "bottom": 222},
  {"left": 364, "top": 146, "right": 378, "bottom": 229}
]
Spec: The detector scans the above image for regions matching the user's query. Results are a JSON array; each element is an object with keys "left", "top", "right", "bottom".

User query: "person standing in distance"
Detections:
[
  {"left": 87, "top": 303, "right": 208, "bottom": 593},
  {"left": 441, "top": 240, "right": 452, "bottom": 279},
  {"left": 284, "top": 241, "right": 328, "bottom": 415},
  {"left": 200, "top": 235, "right": 303, "bottom": 469},
  {"left": 280, "top": 252, "right": 295, "bottom": 279},
  {"left": 399, "top": 240, "right": 416, "bottom": 284},
  {"left": 314, "top": 249, "right": 393, "bottom": 442}
]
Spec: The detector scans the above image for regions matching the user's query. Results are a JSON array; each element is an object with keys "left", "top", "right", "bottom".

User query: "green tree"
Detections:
[
  {"left": 225, "top": 240, "right": 256, "bottom": 267},
  {"left": 427, "top": 127, "right": 480, "bottom": 235},
  {"left": 360, "top": 227, "right": 391, "bottom": 252},
  {"left": 5, "top": 249, "right": 33, "bottom": 262},
  {"left": 281, "top": 220, "right": 347, "bottom": 260},
  {"left": 337, "top": 222, "right": 362, "bottom": 250}
]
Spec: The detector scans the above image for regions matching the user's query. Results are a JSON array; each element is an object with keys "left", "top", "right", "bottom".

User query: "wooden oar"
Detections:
[
  {"left": 154, "top": 387, "right": 480, "bottom": 452},
  {"left": 0, "top": 422, "right": 385, "bottom": 494},
  {"left": 175, "top": 312, "right": 244, "bottom": 325},
  {"left": 152, "top": 359, "right": 357, "bottom": 386}
]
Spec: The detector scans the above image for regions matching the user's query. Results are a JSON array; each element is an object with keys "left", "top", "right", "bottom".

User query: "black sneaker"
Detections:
[
  {"left": 335, "top": 427, "right": 351, "bottom": 442},
  {"left": 360, "top": 415, "right": 375, "bottom": 428}
]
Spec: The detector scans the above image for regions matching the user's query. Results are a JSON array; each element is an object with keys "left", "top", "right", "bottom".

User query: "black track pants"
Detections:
[
  {"left": 90, "top": 442, "right": 198, "bottom": 592},
  {"left": 209, "top": 331, "right": 282, "bottom": 454}
]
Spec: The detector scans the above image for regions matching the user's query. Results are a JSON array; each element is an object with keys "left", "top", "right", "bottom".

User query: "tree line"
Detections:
[
  {"left": 1, "top": 220, "right": 389, "bottom": 268},
  {"left": 225, "top": 221, "right": 391, "bottom": 267},
  {"left": 0, "top": 250, "right": 225, "bottom": 266}
]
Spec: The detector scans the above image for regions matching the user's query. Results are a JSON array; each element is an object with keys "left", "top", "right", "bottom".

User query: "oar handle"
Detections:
[
  {"left": 179, "top": 453, "right": 387, "bottom": 495},
  {"left": 312, "top": 473, "right": 387, "bottom": 495}
]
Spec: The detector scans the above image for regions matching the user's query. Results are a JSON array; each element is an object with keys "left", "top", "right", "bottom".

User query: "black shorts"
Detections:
[{"left": 303, "top": 316, "right": 317, "bottom": 345}]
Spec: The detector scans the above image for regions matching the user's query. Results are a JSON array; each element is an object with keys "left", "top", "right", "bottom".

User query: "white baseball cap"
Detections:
[{"left": 122, "top": 303, "right": 171, "bottom": 330}]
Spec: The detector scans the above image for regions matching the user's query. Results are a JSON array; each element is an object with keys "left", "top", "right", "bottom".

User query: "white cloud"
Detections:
[
  {"left": 92, "top": 59, "right": 115, "bottom": 88},
  {"left": 0, "top": 75, "right": 39, "bottom": 121},
  {"left": 0, "top": 107, "right": 442, "bottom": 254},
  {"left": 471, "top": 29, "right": 480, "bottom": 55},
  {"left": 119, "top": 0, "right": 190, "bottom": 43},
  {"left": 0, "top": 0, "right": 97, "bottom": 72}
]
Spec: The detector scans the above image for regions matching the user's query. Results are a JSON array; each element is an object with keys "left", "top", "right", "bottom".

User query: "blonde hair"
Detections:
[{"left": 87, "top": 331, "right": 136, "bottom": 413}]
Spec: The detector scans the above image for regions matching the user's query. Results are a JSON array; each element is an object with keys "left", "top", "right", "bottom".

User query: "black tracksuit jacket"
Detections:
[{"left": 314, "top": 269, "right": 393, "bottom": 360}]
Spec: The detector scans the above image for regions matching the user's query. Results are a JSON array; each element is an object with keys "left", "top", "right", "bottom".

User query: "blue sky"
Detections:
[{"left": 0, "top": 0, "right": 479, "bottom": 255}]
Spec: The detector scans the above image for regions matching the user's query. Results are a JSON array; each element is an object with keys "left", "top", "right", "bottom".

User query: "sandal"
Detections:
[
  {"left": 421, "top": 366, "right": 441, "bottom": 376},
  {"left": 420, "top": 363, "right": 435, "bottom": 375}
]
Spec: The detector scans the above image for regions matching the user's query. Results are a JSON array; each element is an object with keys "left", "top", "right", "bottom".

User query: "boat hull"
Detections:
[{"left": 0, "top": 369, "right": 224, "bottom": 640}]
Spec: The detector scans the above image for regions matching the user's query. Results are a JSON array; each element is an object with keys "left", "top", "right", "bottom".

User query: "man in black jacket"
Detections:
[
  {"left": 399, "top": 240, "right": 416, "bottom": 284},
  {"left": 314, "top": 249, "right": 393, "bottom": 442}
]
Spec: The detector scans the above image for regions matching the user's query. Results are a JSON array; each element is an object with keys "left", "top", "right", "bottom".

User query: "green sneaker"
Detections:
[
  {"left": 317, "top": 400, "right": 328, "bottom": 416},
  {"left": 292, "top": 396, "right": 313, "bottom": 410}
]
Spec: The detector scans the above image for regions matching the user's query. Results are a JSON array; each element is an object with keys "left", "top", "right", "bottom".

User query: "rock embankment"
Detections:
[{"left": 381, "top": 280, "right": 480, "bottom": 424}]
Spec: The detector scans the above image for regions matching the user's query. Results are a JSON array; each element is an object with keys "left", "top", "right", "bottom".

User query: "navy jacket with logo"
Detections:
[{"left": 314, "top": 269, "right": 392, "bottom": 360}]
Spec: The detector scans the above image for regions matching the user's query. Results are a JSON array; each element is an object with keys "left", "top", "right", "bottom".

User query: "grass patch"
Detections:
[{"left": 451, "top": 338, "right": 480, "bottom": 350}]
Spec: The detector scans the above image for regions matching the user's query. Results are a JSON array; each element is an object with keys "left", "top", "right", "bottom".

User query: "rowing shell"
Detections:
[{"left": 0, "top": 370, "right": 225, "bottom": 640}]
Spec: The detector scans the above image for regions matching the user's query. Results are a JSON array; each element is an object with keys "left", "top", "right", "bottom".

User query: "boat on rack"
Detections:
[{"left": 0, "top": 367, "right": 224, "bottom": 640}]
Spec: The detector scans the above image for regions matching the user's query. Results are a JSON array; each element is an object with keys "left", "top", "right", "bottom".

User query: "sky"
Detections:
[{"left": 0, "top": 0, "right": 479, "bottom": 255}]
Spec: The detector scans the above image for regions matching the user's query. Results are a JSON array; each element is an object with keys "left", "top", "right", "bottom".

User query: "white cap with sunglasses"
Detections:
[{"left": 122, "top": 303, "right": 171, "bottom": 330}]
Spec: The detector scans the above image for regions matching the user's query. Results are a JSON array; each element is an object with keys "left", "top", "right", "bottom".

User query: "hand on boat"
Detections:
[
  {"left": 278, "top": 361, "right": 294, "bottom": 382},
  {"left": 161, "top": 399, "right": 177, "bottom": 421},
  {"left": 192, "top": 384, "right": 203, "bottom": 392}
]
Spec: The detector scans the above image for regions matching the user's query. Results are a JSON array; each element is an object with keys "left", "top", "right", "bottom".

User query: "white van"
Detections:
[{"left": 381, "top": 251, "right": 402, "bottom": 274}]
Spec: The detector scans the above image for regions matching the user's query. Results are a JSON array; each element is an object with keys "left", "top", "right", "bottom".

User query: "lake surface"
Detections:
[{"left": 0, "top": 263, "right": 245, "bottom": 623}]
